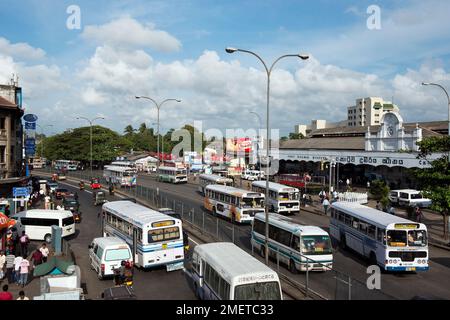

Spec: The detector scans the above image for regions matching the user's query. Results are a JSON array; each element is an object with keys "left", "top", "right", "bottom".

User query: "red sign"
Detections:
[{"left": 0, "top": 212, "right": 16, "bottom": 231}]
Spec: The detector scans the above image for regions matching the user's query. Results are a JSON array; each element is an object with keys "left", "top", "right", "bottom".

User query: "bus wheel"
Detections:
[
  {"left": 289, "top": 259, "right": 298, "bottom": 274},
  {"left": 340, "top": 234, "right": 346, "bottom": 250},
  {"left": 369, "top": 252, "right": 377, "bottom": 266}
]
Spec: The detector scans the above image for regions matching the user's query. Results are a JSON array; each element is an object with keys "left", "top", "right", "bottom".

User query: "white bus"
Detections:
[
  {"left": 12, "top": 209, "right": 76, "bottom": 243},
  {"left": 204, "top": 185, "right": 265, "bottom": 223},
  {"left": 101, "top": 201, "right": 184, "bottom": 271},
  {"left": 54, "top": 160, "right": 78, "bottom": 171},
  {"left": 198, "top": 174, "right": 234, "bottom": 195},
  {"left": 30, "top": 157, "right": 46, "bottom": 169},
  {"left": 191, "top": 242, "right": 282, "bottom": 300},
  {"left": 330, "top": 202, "right": 429, "bottom": 272},
  {"left": 251, "top": 181, "right": 300, "bottom": 215},
  {"left": 103, "top": 166, "right": 137, "bottom": 187},
  {"left": 157, "top": 166, "right": 187, "bottom": 184},
  {"left": 111, "top": 161, "right": 136, "bottom": 169},
  {"left": 251, "top": 212, "right": 333, "bottom": 272}
]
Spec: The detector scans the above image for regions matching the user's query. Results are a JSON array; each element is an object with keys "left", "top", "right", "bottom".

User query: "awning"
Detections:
[{"left": 33, "top": 257, "right": 75, "bottom": 277}]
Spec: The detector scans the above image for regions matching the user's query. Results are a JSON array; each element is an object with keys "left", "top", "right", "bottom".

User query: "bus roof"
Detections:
[
  {"left": 194, "top": 242, "right": 279, "bottom": 284},
  {"left": 104, "top": 166, "right": 136, "bottom": 173},
  {"left": 252, "top": 181, "right": 299, "bottom": 192},
  {"left": 102, "top": 201, "right": 180, "bottom": 227},
  {"left": 331, "top": 202, "right": 422, "bottom": 229},
  {"left": 254, "top": 212, "right": 329, "bottom": 236},
  {"left": 205, "top": 185, "right": 263, "bottom": 197},
  {"left": 199, "top": 174, "right": 233, "bottom": 181}
]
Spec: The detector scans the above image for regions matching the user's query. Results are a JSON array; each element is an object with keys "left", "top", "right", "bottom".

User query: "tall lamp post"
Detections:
[
  {"left": 250, "top": 111, "right": 262, "bottom": 170},
  {"left": 37, "top": 124, "right": 53, "bottom": 159},
  {"left": 135, "top": 97, "right": 181, "bottom": 174},
  {"left": 226, "top": 47, "right": 309, "bottom": 265},
  {"left": 422, "top": 82, "right": 450, "bottom": 163},
  {"left": 76, "top": 116, "right": 105, "bottom": 177}
]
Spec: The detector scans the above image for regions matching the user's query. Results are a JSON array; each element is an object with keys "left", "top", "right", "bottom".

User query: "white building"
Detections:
[{"left": 347, "top": 97, "right": 400, "bottom": 127}]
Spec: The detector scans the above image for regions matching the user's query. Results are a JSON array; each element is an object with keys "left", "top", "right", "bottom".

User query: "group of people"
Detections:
[
  {"left": 0, "top": 285, "right": 29, "bottom": 300},
  {"left": 0, "top": 243, "right": 49, "bottom": 289},
  {"left": 319, "top": 189, "right": 340, "bottom": 215}
]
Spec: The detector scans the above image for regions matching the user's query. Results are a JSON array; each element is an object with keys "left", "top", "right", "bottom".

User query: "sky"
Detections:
[{"left": 0, "top": 0, "right": 450, "bottom": 137}]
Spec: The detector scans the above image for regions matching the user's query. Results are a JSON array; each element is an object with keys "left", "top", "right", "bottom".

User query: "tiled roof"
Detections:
[{"left": 0, "top": 96, "right": 17, "bottom": 108}]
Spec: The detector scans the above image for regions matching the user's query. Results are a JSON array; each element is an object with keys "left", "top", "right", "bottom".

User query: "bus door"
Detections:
[{"left": 132, "top": 227, "right": 138, "bottom": 266}]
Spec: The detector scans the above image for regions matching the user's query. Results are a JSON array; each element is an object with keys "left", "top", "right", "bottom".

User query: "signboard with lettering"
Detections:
[
  {"left": 25, "top": 122, "right": 36, "bottom": 130},
  {"left": 13, "top": 187, "right": 30, "bottom": 197},
  {"left": 23, "top": 114, "right": 38, "bottom": 122}
]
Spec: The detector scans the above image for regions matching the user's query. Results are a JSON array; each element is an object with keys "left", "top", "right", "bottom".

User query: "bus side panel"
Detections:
[
  {"left": 329, "top": 220, "right": 340, "bottom": 242},
  {"left": 346, "top": 230, "right": 364, "bottom": 256}
]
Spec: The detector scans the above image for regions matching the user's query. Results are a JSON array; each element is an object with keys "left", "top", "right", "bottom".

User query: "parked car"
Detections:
[{"left": 398, "top": 189, "right": 432, "bottom": 208}]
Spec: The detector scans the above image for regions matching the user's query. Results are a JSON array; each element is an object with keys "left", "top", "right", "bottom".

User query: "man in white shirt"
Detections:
[
  {"left": 40, "top": 243, "right": 49, "bottom": 263},
  {"left": 44, "top": 195, "right": 51, "bottom": 209},
  {"left": 13, "top": 255, "right": 23, "bottom": 284}
]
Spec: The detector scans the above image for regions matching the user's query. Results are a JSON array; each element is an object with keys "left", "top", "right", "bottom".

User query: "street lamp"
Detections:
[
  {"left": 250, "top": 111, "right": 262, "bottom": 170},
  {"left": 422, "top": 82, "right": 450, "bottom": 163},
  {"left": 37, "top": 124, "right": 53, "bottom": 159},
  {"left": 135, "top": 96, "right": 181, "bottom": 174},
  {"left": 226, "top": 47, "right": 309, "bottom": 265},
  {"left": 76, "top": 116, "right": 105, "bottom": 177}
]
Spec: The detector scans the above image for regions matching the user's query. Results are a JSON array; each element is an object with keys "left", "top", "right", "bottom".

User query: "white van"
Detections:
[
  {"left": 398, "top": 189, "right": 432, "bottom": 208},
  {"left": 89, "top": 237, "right": 133, "bottom": 279},
  {"left": 12, "top": 209, "right": 76, "bottom": 243},
  {"left": 241, "top": 170, "right": 265, "bottom": 181}
]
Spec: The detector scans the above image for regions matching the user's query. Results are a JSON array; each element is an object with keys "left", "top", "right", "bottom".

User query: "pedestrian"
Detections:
[
  {"left": 367, "top": 181, "right": 371, "bottom": 189},
  {"left": 415, "top": 206, "right": 423, "bottom": 223},
  {"left": 31, "top": 249, "right": 43, "bottom": 266},
  {"left": 332, "top": 190, "right": 338, "bottom": 200},
  {"left": 0, "top": 251, "right": 5, "bottom": 280},
  {"left": 389, "top": 206, "right": 396, "bottom": 216},
  {"left": 19, "top": 256, "right": 30, "bottom": 287},
  {"left": 44, "top": 194, "right": 51, "bottom": 209},
  {"left": 5, "top": 251, "right": 15, "bottom": 284},
  {"left": 14, "top": 254, "right": 23, "bottom": 284},
  {"left": 39, "top": 243, "right": 49, "bottom": 263},
  {"left": 375, "top": 201, "right": 381, "bottom": 211},
  {"left": 302, "top": 193, "right": 307, "bottom": 206},
  {"left": 19, "top": 231, "right": 30, "bottom": 257},
  {"left": 74, "top": 192, "right": 78, "bottom": 200},
  {"left": 319, "top": 189, "right": 325, "bottom": 203},
  {"left": 11, "top": 227, "right": 19, "bottom": 255},
  {"left": 16, "top": 290, "right": 29, "bottom": 300},
  {"left": 322, "top": 197, "right": 330, "bottom": 215},
  {"left": 0, "top": 284, "right": 13, "bottom": 300}
]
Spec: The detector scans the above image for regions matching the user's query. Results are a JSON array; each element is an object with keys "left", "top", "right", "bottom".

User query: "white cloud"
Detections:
[
  {"left": 0, "top": 37, "right": 46, "bottom": 60},
  {"left": 81, "top": 17, "right": 182, "bottom": 52}
]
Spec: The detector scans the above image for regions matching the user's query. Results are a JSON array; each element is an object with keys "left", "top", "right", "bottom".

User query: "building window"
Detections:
[
  {"left": 375, "top": 121, "right": 379, "bottom": 124},
  {"left": 0, "top": 118, "right": 5, "bottom": 130},
  {"left": 0, "top": 146, "right": 5, "bottom": 163}
]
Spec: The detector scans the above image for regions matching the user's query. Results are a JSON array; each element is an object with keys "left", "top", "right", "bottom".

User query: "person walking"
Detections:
[
  {"left": 44, "top": 194, "right": 51, "bottom": 210},
  {"left": 375, "top": 201, "right": 382, "bottom": 211},
  {"left": 19, "top": 231, "right": 30, "bottom": 257},
  {"left": 31, "top": 249, "right": 43, "bottom": 267},
  {"left": 0, "top": 284, "right": 13, "bottom": 300},
  {"left": 18, "top": 256, "right": 30, "bottom": 287},
  {"left": 39, "top": 243, "right": 49, "bottom": 263},
  {"left": 16, "top": 290, "right": 29, "bottom": 300},
  {"left": 5, "top": 251, "right": 15, "bottom": 284},
  {"left": 322, "top": 197, "right": 331, "bottom": 215},
  {"left": 0, "top": 251, "right": 5, "bottom": 281},
  {"left": 11, "top": 227, "right": 19, "bottom": 256},
  {"left": 415, "top": 206, "right": 423, "bottom": 223},
  {"left": 389, "top": 206, "right": 396, "bottom": 216},
  {"left": 13, "top": 254, "right": 23, "bottom": 284}
]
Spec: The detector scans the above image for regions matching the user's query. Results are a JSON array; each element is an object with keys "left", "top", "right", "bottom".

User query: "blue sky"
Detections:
[{"left": 0, "top": 0, "right": 449, "bottom": 136}]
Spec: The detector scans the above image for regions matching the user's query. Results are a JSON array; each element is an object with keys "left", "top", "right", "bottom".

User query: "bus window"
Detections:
[
  {"left": 234, "top": 282, "right": 281, "bottom": 300},
  {"left": 352, "top": 218, "right": 359, "bottom": 229},
  {"left": 290, "top": 235, "right": 300, "bottom": 251},
  {"left": 368, "top": 225, "right": 376, "bottom": 239},
  {"left": 387, "top": 230, "right": 407, "bottom": 247}
]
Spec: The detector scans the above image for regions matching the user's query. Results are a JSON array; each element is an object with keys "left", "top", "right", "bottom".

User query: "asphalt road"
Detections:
[
  {"left": 36, "top": 169, "right": 450, "bottom": 299},
  {"left": 48, "top": 178, "right": 197, "bottom": 300}
]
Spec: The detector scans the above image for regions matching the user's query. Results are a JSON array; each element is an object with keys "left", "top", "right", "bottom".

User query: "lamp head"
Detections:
[
  {"left": 225, "top": 47, "right": 238, "bottom": 54},
  {"left": 298, "top": 54, "right": 310, "bottom": 60},
  {"left": 422, "top": 82, "right": 430, "bottom": 86},
  {"left": 135, "top": 96, "right": 141, "bottom": 99}
]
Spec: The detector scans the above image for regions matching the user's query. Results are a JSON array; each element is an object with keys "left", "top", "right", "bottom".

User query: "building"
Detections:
[
  {"left": 279, "top": 110, "right": 446, "bottom": 190},
  {"left": 295, "top": 120, "right": 347, "bottom": 137},
  {"left": 347, "top": 97, "right": 399, "bottom": 127},
  {"left": 0, "top": 83, "right": 24, "bottom": 179},
  {"left": 0, "top": 81, "right": 27, "bottom": 197}
]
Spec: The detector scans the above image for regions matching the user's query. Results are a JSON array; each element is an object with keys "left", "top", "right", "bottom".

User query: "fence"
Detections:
[
  {"left": 337, "top": 192, "right": 368, "bottom": 204},
  {"left": 36, "top": 168, "right": 396, "bottom": 300}
]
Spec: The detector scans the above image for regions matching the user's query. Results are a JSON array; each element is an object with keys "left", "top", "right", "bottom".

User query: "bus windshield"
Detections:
[
  {"left": 241, "top": 197, "right": 264, "bottom": 208},
  {"left": 387, "top": 230, "right": 407, "bottom": 247},
  {"left": 301, "top": 235, "right": 332, "bottom": 255},
  {"left": 278, "top": 192, "right": 299, "bottom": 201},
  {"left": 408, "top": 230, "right": 427, "bottom": 247},
  {"left": 234, "top": 282, "right": 281, "bottom": 300},
  {"left": 148, "top": 227, "right": 180, "bottom": 243}
]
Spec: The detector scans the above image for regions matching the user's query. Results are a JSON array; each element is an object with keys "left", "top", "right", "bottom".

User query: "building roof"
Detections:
[
  {"left": 280, "top": 136, "right": 365, "bottom": 150},
  {"left": 0, "top": 96, "right": 17, "bottom": 109},
  {"left": 33, "top": 257, "right": 75, "bottom": 277}
]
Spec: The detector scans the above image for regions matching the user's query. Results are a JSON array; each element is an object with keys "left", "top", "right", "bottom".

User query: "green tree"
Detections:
[
  {"left": 288, "top": 132, "right": 304, "bottom": 139},
  {"left": 414, "top": 136, "right": 450, "bottom": 239},
  {"left": 369, "top": 179, "right": 390, "bottom": 209}
]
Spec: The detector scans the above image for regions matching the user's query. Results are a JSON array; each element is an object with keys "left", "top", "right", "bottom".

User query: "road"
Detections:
[
  {"left": 36, "top": 169, "right": 450, "bottom": 299},
  {"left": 49, "top": 178, "right": 197, "bottom": 300}
]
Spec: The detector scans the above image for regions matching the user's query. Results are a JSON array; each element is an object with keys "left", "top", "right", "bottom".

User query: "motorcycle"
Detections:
[
  {"left": 113, "top": 261, "right": 133, "bottom": 287},
  {"left": 79, "top": 182, "right": 85, "bottom": 191}
]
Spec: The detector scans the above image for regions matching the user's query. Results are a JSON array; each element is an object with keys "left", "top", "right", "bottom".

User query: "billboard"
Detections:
[{"left": 226, "top": 138, "right": 252, "bottom": 153}]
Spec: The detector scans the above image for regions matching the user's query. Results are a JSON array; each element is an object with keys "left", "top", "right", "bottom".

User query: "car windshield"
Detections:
[
  {"left": 408, "top": 230, "right": 427, "bottom": 247},
  {"left": 241, "top": 197, "right": 264, "bottom": 208},
  {"left": 301, "top": 235, "right": 332, "bottom": 255},
  {"left": 234, "top": 282, "right": 281, "bottom": 300}
]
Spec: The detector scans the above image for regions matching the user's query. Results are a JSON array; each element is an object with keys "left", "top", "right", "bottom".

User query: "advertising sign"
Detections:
[{"left": 23, "top": 114, "right": 38, "bottom": 122}]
